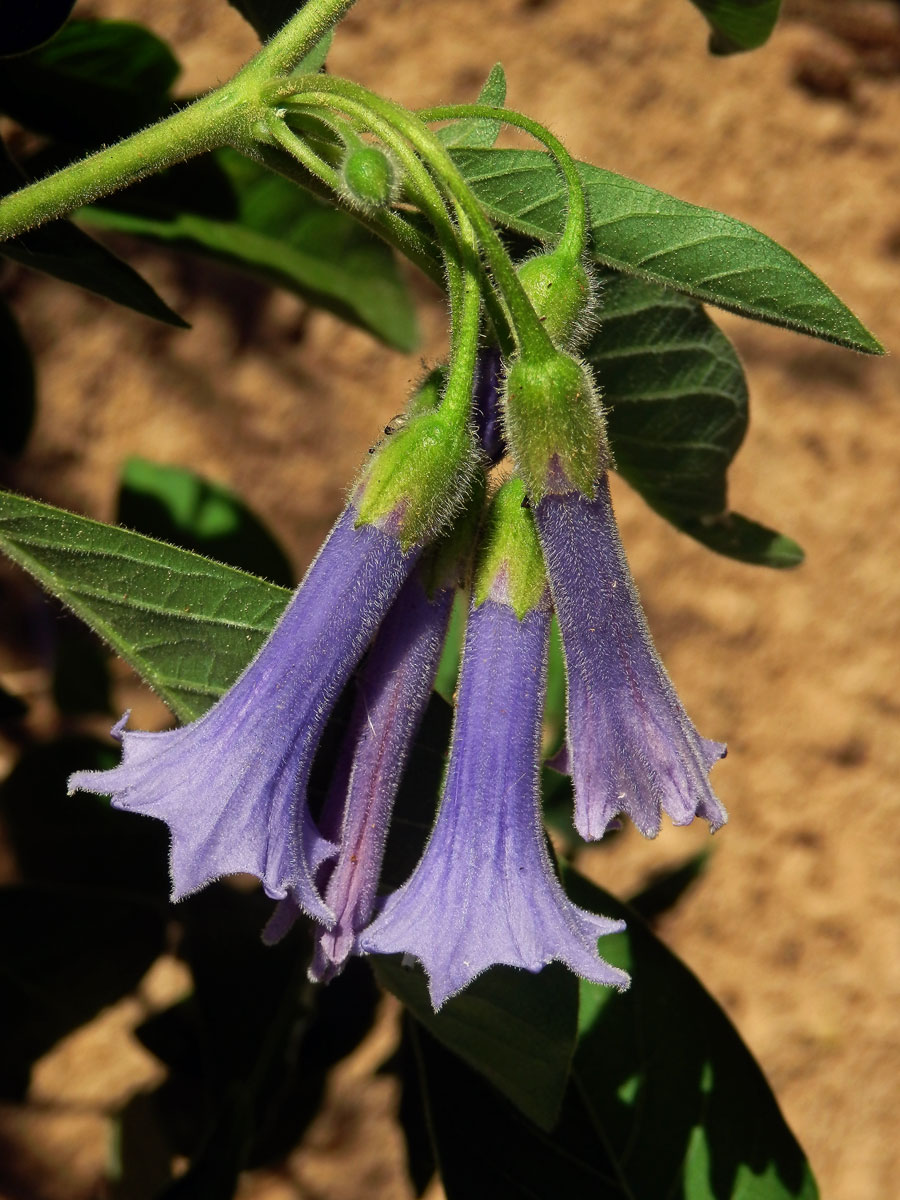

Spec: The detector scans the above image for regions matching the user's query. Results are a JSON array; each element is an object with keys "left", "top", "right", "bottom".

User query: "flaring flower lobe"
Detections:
[
  {"left": 69, "top": 505, "right": 419, "bottom": 923},
  {"left": 361, "top": 594, "right": 628, "bottom": 1010}
]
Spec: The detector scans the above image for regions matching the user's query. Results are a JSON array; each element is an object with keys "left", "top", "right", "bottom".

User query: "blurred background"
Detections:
[{"left": 0, "top": 0, "right": 898, "bottom": 1196}]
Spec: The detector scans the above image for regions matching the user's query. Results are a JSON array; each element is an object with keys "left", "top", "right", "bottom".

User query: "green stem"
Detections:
[
  {"left": 280, "top": 77, "right": 555, "bottom": 361},
  {"left": 0, "top": 0, "right": 358, "bottom": 241},
  {"left": 283, "top": 95, "right": 465, "bottom": 271},
  {"left": 0, "top": 89, "right": 245, "bottom": 239},
  {"left": 242, "top": 0, "right": 359, "bottom": 79},
  {"left": 418, "top": 103, "right": 587, "bottom": 263},
  {"left": 248, "top": 139, "right": 446, "bottom": 288},
  {"left": 440, "top": 210, "right": 482, "bottom": 427}
]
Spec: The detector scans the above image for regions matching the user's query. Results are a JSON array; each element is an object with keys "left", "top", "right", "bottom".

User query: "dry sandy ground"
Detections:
[{"left": 1, "top": 1, "right": 898, "bottom": 1197}]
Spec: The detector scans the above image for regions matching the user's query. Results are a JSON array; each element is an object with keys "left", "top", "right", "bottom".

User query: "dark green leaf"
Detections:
[
  {"left": 568, "top": 872, "right": 819, "bottom": 1199},
  {"left": 0, "top": 1, "right": 76, "bottom": 57},
  {"left": 674, "top": 509, "right": 805, "bottom": 567},
  {"left": 375, "top": 957, "right": 578, "bottom": 1131},
  {"left": 118, "top": 457, "right": 295, "bottom": 588},
  {"left": 687, "top": 0, "right": 782, "bottom": 55},
  {"left": 0, "top": 488, "right": 290, "bottom": 721},
  {"left": 436, "top": 62, "right": 507, "bottom": 150},
  {"left": 82, "top": 149, "right": 419, "bottom": 350},
  {"left": 0, "top": 885, "right": 165, "bottom": 1098},
  {"left": 589, "top": 270, "right": 802, "bottom": 566},
  {"left": 593, "top": 270, "right": 748, "bottom": 517},
  {"left": 412, "top": 870, "right": 817, "bottom": 1199},
  {"left": 433, "top": 588, "right": 465, "bottom": 702},
  {"left": 626, "top": 849, "right": 711, "bottom": 922},
  {"left": 0, "top": 295, "right": 35, "bottom": 456},
  {"left": 1, "top": 136, "right": 187, "bottom": 326},
  {"left": 451, "top": 147, "right": 882, "bottom": 353},
  {"left": 0, "top": 20, "right": 178, "bottom": 145},
  {"left": 544, "top": 615, "right": 565, "bottom": 756},
  {"left": 226, "top": 0, "right": 309, "bottom": 42}
]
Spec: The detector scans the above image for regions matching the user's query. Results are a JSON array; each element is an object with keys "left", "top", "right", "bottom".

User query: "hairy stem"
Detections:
[
  {"left": 281, "top": 77, "right": 556, "bottom": 360},
  {"left": 418, "top": 103, "right": 587, "bottom": 262},
  {"left": 0, "top": 0, "right": 358, "bottom": 241}
]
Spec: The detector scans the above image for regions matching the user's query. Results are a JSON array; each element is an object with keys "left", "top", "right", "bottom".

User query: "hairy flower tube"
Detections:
[
  {"left": 69, "top": 372, "right": 481, "bottom": 922},
  {"left": 69, "top": 504, "right": 419, "bottom": 923},
  {"left": 535, "top": 473, "right": 727, "bottom": 840},
  {"left": 305, "top": 564, "right": 456, "bottom": 981},
  {"left": 361, "top": 479, "right": 628, "bottom": 1009}
]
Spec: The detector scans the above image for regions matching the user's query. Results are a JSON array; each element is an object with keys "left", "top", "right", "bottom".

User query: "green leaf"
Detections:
[
  {"left": 568, "top": 873, "right": 819, "bottom": 1199},
  {"left": 0, "top": 1, "right": 76, "bottom": 57},
  {"left": 0, "top": 137, "right": 187, "bottom": 327},
  {"left": 0, "top": 296, "right": 35, "bottom": 456},
  {"left": 673, "top": 509, "right": 805, "bottom": 568},
  {"left": 433, "top": 588, "right": 465, "bottom": 702},
  {"left": 375, "top": 957, "right": 578, "bottom": 1132},
  {"left": 412, "top": 870, "right": 818, "bottom": 1200},
  {"left": 588, "top": 270, "right": 802, "bottom": 566},
  {"left": 626, "top": 849, "right": 711, "bottom": 922},
  {"left": 437, "top": 63, "right": 507, "bottom": 149},
  {"left": 686, "top": 0, "right": 783, "bottom": 54},
  {"left": 118, "top": 457, "right": 295, "bottom": 588},
  {"left": 0, "top": 489, "right": 290, "bottom": 722},
  {"left": 593, "top": 270, "right": 748, "bottom": 517},
  {"left": 226, "top": 0, "right": 309, "bottom": 41},
  {"left": 292, "top": 29, "right": 332, "bottom": 75},
  {"left": 82, "top": 150, "right": 419, "bottom": 350},
  {"left": 451, "top": 147, "right": 882, "bottom": 353},
  {"left": 0, "top": 20, "right": 179, "bottom": 145}
]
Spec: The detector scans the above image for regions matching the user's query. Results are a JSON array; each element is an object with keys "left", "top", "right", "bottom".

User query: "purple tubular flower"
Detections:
[
  {"left": 472, "top": 347, "right": 506, "bottom": 464},
  {"left": 534, "top": 474, "right": 727, "bottom": 840},
  {"left": 360, "top": 594, "right": 629, "bottom": 1010},
  {"left": 305, "top": 569, "right": 455, "bottom": 982},
  {"left": 69, "top": 505, "right": 419, "bottom": 924}
]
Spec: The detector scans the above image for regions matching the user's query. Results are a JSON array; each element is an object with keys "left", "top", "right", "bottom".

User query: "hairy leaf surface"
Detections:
[
  {"left": 452, "top": 147, "right": 881, "bottom": 353},
  {"left": 0, "top": 490, "right": 290, "bottom": 722}
]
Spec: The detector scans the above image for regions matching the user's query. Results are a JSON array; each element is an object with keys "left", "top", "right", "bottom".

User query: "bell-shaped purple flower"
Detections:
[
  {"left": 360, "top": 590, "right": 628, "bottom": 1010},
  {"left": 304, "top": 568, "right": 456, "bottom": 982},
  {"left": 69, "top": 504, "right": 419, "bottom": 924},
  {"left": 534, "top": 473, "right": 727, "bottom": 840}
]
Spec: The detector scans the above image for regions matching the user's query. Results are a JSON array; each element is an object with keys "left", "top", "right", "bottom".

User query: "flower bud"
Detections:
[
  {"left": 341, "top": 144, "right": 396, "bottom": 211},
  {"left": 516, "top": 250, "right": 599, "bottom": 348},
  {"left": 473, "top": 476, "right": 548, "bottom": 618},
  {"left": 503, "top": 350, "right": 608, "bottom": 501}
]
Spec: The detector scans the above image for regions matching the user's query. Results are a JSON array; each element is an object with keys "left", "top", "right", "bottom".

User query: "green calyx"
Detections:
[
  {"left": 340, "top": 143, "right": 397, "bottom": 211},
  {"left": 503, "top": 350, "right": 609, "bottom": 501},
  {"left": 516, "top": 250, "right": 598, "bottom": 349},
  {"left": 356, "top": 407, "right": 478, "bottom": 550},
  {"left": 473, "top": 477, "right": 548, "bottom": 619}
]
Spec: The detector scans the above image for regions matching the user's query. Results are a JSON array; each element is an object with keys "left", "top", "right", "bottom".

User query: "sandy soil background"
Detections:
[{"left": 1, "top": 0, "right": 898, "bottom": 1197}]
